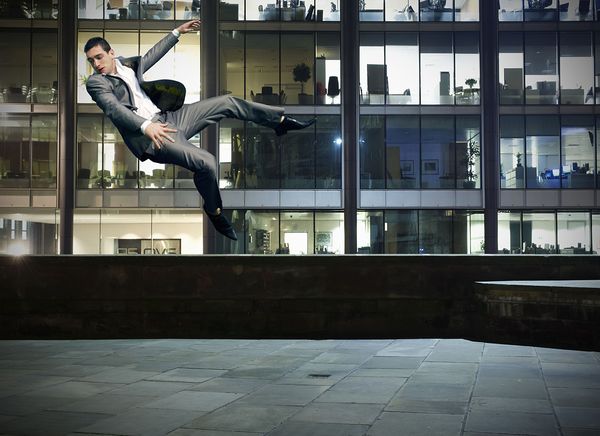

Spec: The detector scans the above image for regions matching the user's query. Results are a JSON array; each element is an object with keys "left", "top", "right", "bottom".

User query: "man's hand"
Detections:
[
  {"left": 144, "top": 122, "right": 177, "bottom": 150},
  {"left": 176, "top": 19, "right": 201, "bottom": 35}
]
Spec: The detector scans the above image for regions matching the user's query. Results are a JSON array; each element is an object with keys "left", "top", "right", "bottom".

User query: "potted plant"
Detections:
[
  {"left": 462, "top": 137, "right": 480, "bottom": 188},
  {"left": 293, "top": 62, "right": 312, "bottom": 105}
]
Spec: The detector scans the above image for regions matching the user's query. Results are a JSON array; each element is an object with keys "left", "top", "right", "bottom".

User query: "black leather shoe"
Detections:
[
  {"left": 274, "top": 116, "right": 316, "bottom": 136},
  {"left": 205, "top": 208, "right": 238, "bottom": 240}
]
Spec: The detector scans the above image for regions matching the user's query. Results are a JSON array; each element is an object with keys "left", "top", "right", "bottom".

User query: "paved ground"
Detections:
[{"left": 0, "top": 339, "right": 599, "bottom": 436}]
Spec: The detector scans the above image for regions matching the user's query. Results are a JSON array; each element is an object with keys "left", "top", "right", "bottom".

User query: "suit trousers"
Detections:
[{"left": 144, "top": 95, "right": 284, "bottom": 213}]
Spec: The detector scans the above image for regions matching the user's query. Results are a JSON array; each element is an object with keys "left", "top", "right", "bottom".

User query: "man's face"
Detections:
[{"left": 86, "top": 45, "right": 116, "bottom": 75}]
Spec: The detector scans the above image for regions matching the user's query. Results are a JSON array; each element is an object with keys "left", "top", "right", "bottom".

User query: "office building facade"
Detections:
[{"left": 0, "top": 0, "right": 598, "bottom": 255}]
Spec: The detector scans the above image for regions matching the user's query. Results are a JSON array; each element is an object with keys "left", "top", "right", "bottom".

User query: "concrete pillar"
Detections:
[
  {"left": 58, "top": 0, "right": 76, "bottom": 254},
  {"left": 342, "top": 0, "right": 359, "bottom": 253},
  {"left": 201, "top": 1, "right": 218, "bottom": 254},
  {"left": 481, "top": 0, "right": 499, "bottom": 254}
]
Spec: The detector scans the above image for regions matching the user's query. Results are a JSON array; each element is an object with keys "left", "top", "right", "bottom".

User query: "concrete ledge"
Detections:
[
  {"left": 474, "top": 279, "right": 600, "bottom": 351},
  {"left": 0, "top": 255, "right": 599, "bottom": 350}
]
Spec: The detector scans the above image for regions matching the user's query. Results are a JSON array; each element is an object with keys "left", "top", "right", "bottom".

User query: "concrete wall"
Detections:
[{"left": 0, "top": 255, "right": 598, "bottom": 349}]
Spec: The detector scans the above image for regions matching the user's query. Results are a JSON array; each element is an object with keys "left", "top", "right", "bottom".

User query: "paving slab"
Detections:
[
  {"left": 367, "top": 411, "right": 463, "bottom": 436},
  {"left": 184, "top": 404, "right": 301, "bottom": 433},
  {"left": 78, "top": 407, "right": 201, "bottom": 436},
  {"left": 315, "top": 376, "right": 406, "bottom": 404},
  {"left": 290, "top": 402, "right": 384, "bottom": 424},
  {"left": 142, "top": 390, "right": 242, "bottom": 412},
  {"left": 268, "top": 420, "right": 370, "bottom": 436},
  {"left": 464, "top": 410, "right": 559, "bottom": 435}
]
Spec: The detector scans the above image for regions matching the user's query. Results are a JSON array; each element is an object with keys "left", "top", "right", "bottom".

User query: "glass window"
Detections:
[
  {"left": 386, "top": 115, "right": 420, "bottom": 189},
  {"left": 0, "top": 210, "right": 57, "bottom": 255},
  {"left": 0, "top": 115, "right": 30, "bottom": 188},
  {"left": 280, "top": 211, "right": 313, "bottom": 254},
  {"left": 360, "top": 33, "right": 385, "bottom": 105},
  {"left": 220, "top": 30, "right": 245, "bottom": 98},
  {"left": 595, "top": 32, "right": 600, "bottom": 104},
  {"left": 561, "top": 115, "right": 595, "bottom": 189},
  {"left": 455, "top": 32, "right": 480, "bottom": 106},
  {"left": 498, "top": 211, "right": 523, "bottom": 253},
  {"left": 316, "top": 32, "right": 341, "bottom": 106},
  {"left": 216, "top": 209, "right": 245, "bottom": 254},
  {"left": 500, "top": 115, "right": 526, "bottom": 189},
  {"left": 523, "top": 211, "right": 556, "bottom": 253},
  {"left": 100, "top": 210, "right": 152, "bottom": 254},
  {"left": 281, "top": 116, "right": 315, "bottom": 188},
  {"left": 558, "top": 211, "right": 591, "bottom": 253},
  {"left": 141, "top": 30, "right": 201, "bottom": 103},
  {"left": 453, "top": 210, "right": 484, "bottom": 253},
  {"left": 524, "top": 32, "right": 558, "bottom": 105},
  {"left": 32, "top": 30, "right": 58, "bottom": 104},
  {"left": 386, "top": 33, "right": 418, "bottom": 105},
  {"left": 385, "top": 210, "right": 418, "bottom": 253},
  {"left": 455, "top": 0, "right": 479, "bottom": 21},
  {"left": 385, "top": 0, "right": 419, "bottom": 21},
  {"left": 77, "top": 115, "right": 103, "bottom": 189},
  {"left": 420, "top": 0, "right": 454, "bottom": 21},
  {"left": 319, "top": 0, "right": 340, "bottom": 21},
  {"left": 420, "top": 32, "right": 454, "bottom": 105},
  {"left": 32, "top": 0, "right": 58, "bottom": 19},
  {"left": 315, "top": 115, "right": 342, "bottom": 189},
  {"left": 219, "top": 119, "right": 244, "bottom": 189},
  {"left": 419, "top": 210, "right": 452, "bottom": 253},
  {"left": 559, "top": 0, "right": 593, "bottom": 20},
  {"left": 78, "top": 31, "right": 98, "bottom": 104},
  {"left": 79, "top": 0, "right": 103, "bottom": 18},
  {"left": 104, "top": 116, "right": 139, "bottom": 189},
  {"left": 31, "top": 115, "right": 57, "bottom": 189},
  {"left": 246, "top": 210, "right": 279, "bottom": 254},
  {"left": 360, "top": 115, "right": 385, "bottom": 189},
  {"left": 281, "top": 33, "right": 314, "bottom": 105},
  {"left": 593, "top": 213, "right": 600, "bottom": 254},
  {"left": 151, "top": 210, "right": 202, "bottom": 254},
  {"left": 0, "top": 30, "right": 31, "bottom": 103},
  {"left": 357, "top": 210, "right": 384, "bottom": 253},
  {"left": 560, "top": 32, "right": 593, "bottom": 105},
  {"left": 360, "top": 0, "right": 384, "bottom": 21},
  {"left": 74, "top": 209, "right": 101, "bottom": 254},
  {"left": 526, "top": 115, "right": 560, "bottom": 188},
  {"left": 525, "top": 0, "right": 558, "bottom": 21},
  {"left": 177, "top": 0, "right": 201, "bottom": 20},
  {"left": 456, "top": 115, "right": 481, "bottom": 189},
  {"left": 421, "top": 116, "right": 454, "bottom": 189},
  {"left": 219, "top": 0, "right": 244, "bottom": 21},
  {"left": 246, "top": 33, "right": 281, "bottom": 105},
  {"left": 246, "top": 123, "right": 279, "bottom": 188},
  {"left": 499, "top": 32, "right": 524, "bottom": 105},
  {"left": 141, "top": 0, "right": 174, "bottom": 20},
  {"left": 499, "top": 0, "right": 524, "bottom": 21},
  {"left": 315, "top": 211, "right": 343, "bottom": 253}
]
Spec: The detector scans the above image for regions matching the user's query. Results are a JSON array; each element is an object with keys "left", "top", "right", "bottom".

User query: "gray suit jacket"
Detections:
[{"left": 86, "top": 32, "right": 186, "bottom": 160}]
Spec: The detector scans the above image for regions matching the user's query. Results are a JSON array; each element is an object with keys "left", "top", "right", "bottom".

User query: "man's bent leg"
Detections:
[
  {"left": 169, "top": 95, "right": 284, "bottom": 139},
  {"left": 146, "top": 130, "right": 222, "bottom": 213}
]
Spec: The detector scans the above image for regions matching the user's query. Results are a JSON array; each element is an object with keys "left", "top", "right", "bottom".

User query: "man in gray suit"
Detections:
[{"left": 85, "top": 20, "right": 314, "bottom": 241}]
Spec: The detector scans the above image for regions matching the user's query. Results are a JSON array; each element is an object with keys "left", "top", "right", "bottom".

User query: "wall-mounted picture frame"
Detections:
[
  {"left": 422, "top": 159, "right": 439, "bottom": 175},
  {"left": 400, "top": 160, "right": 414, "bottom": 176}
]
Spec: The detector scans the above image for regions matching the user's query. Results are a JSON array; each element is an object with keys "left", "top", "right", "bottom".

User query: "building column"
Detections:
[
  {"left": 342, "top": 0, "right": 359, "bottom": 254},
  {"left": 481, "top": 0, "right": 499, "bottom": 254},
  {"left": 201, "top": 1, "right": 219, "bottom": 254},
  {"left": 58, "top": 0, "right": 76, "bottom": 254}
]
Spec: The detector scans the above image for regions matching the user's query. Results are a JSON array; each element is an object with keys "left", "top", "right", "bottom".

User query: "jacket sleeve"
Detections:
[
  {"left": 141, "top": 32, "right": 179, "bottom": 74},
  {"left": 86, "top": 75, "right": 148, "bottom": 133}
]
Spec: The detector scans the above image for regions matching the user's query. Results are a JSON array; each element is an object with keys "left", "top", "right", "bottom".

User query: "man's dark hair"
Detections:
[{"left": 84, "top": 37, "right": 111, "bottom": 53}]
